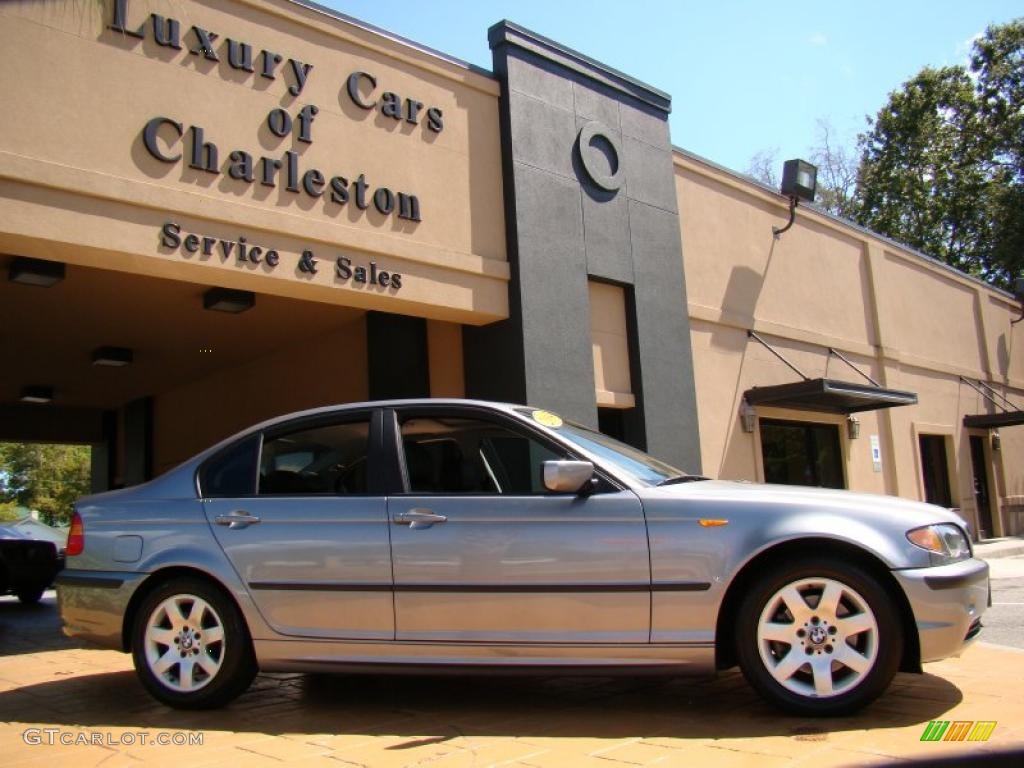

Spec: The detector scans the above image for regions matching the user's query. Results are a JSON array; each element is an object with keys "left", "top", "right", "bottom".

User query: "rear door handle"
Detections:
[
  {"left": 393, "top": 508, "right": 447, "bottom": 529},
  {"left": 214, "top": 511, "right": 261, "bottom": 529}
]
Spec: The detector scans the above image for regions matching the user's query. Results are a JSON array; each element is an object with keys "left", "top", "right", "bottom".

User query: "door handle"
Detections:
[
  {"left": 393, "top": 508, "right": 447, "bottom": 529},
  {"left": 214, "top": 510, "right": 261, "bottom": 529}
]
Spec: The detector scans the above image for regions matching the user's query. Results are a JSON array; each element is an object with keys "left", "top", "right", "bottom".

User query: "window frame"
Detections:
[
  {"left": 196, "top": 408, "right": 387, "bottom": 499},
  {"left": 384, "top": 405, "right": 624, "bottom": 496}
]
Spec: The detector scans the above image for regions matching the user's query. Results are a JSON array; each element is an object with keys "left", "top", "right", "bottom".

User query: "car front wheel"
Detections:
[
  {"left": 736, "top": 560, "right": 903, "bottom": 716},
  {"left": 132, "top": 578, "right": 256, "bottom": 709}
]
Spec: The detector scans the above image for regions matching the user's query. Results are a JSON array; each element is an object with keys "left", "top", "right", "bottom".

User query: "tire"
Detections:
[
  {"left": 16, "top": 585, "right": 45, "bottom": 605},
  {"left": 131, "top": 577, "right": 256, "bottom": 709},
  {"left": 735, "top": 559, "right": 903, "bottom": 716}
]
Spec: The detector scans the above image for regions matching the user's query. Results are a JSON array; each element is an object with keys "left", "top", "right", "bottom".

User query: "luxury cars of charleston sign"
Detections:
[{"left": 110, "top": 0, "right": 444, "bottom": 292}]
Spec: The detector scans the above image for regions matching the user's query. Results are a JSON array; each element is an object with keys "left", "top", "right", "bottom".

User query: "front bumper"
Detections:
[
  {"left": 892, "top": 557, "right": 989, "bottom": 663},
  {"left": 56, "top": 569, "right": 147, "bottom": 650}
]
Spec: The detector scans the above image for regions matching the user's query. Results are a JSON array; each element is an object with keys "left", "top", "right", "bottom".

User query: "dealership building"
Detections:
[{"left": 1, "top": 0, "right": 1021, "bottom": 538}]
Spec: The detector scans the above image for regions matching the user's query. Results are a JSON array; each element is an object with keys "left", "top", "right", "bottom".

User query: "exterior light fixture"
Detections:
[
  {"left": 846, "top": 415, "right": 861, "bottom": 440},
  {"left": 772, "top": 159, "right": 818, "bottom": 238},
  {"left": 992, "top": 431, "right": 1001, "bottom": 452},
  {"left": 203, "top": 287, "right": 255, "bottom": 313},
  {"left": 8, "top": 256, "right": 65, "bottom": 287},
  {"left": 92, "top": 346, "right": 134, "bottom": 367},
  {"left": 740, "top": 400, "right": 757, "bottom": 433},
  {"left": 20, "top": 385, "right": 54, "bottom": 403}
]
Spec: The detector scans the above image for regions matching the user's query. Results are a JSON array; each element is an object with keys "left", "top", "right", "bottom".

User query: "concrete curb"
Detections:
[{"left": 975, "top": 536, "right": 1024, "bottom": 560}]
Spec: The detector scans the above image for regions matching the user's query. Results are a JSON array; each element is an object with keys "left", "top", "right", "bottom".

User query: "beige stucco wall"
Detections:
[
  {"left": 0, "top": 0, "right": 507, "bottom": 324},
  {"left": 676, "top": 151, "right": 1024, "bottom": 536},
  {"left": 152, "top": 314, "right": 368, "bottom": 474}
]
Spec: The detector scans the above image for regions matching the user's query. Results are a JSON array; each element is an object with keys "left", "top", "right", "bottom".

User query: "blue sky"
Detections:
[{"left": 318, "top": 0, "right": 1021, "bottom": 176}]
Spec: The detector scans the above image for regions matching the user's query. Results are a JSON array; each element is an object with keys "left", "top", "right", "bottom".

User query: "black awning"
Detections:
[
  {"left": 743, "top": 378, "right": 918, "bottom": 414},
  {"left": 963, "top": 411, "right": 1024, "bottom": 428}
]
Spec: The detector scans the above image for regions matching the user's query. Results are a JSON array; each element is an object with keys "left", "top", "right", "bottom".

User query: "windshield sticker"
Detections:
[{"left": 531, "top": 410, "right": 563, "bottom": 428}]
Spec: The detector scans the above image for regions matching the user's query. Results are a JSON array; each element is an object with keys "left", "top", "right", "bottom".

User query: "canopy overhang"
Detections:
[
  {"left": 963, "top": 411, "right": 1024, "bottom": 429},
  {"left": 743, "top": 378, "right": 918, "bottom": 414}
]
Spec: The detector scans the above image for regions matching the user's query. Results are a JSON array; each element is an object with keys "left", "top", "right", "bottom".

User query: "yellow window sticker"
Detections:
[{"left": 531, "top": 409, "right": 563, "bottom": 428}]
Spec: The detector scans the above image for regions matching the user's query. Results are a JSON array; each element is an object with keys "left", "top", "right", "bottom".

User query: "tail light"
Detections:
[{"left": 66, "top": 511, "right": 84, "bottom": 556}]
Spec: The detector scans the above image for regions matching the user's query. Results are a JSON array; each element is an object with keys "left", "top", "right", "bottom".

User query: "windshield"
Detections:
[{"left": 516, "top": 408, "right": 689, "bottom": 487}]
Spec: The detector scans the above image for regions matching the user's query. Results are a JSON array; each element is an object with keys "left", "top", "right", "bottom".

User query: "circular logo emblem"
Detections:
[{"left": 577, "top": 121, "right": 623, "bottom": 192}]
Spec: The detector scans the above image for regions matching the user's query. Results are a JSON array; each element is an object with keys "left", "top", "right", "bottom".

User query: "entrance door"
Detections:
[
  {"left": 387, "top": 407, "right": 651, "bottom": 644},
  {"left": 969, "top": 435, "right": 994, "bottom": 539},
  {"left": 759, "top": 419, "right": 845, "bottom": 489},
  {"left": 918, "top": 434, "right": 953, "bottom": 508}
]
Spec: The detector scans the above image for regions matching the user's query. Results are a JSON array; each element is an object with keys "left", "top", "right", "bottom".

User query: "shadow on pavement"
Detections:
[
  {"left": 0, "top": 665, "right": 964, "bottom": 741},
  {"left": 0, "top": 593, "right": 82, "bottom": 656},
  {"left": 0, "top": 590, "right": 969, "bottom": 740}
]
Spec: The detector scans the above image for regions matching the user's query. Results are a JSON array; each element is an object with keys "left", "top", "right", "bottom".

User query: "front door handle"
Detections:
[
  {"left": 393, "top": 508, "right": 447, "bottom": 529},
  {"left": 214, "top": 510, "right": 261, "bottom": 529}
]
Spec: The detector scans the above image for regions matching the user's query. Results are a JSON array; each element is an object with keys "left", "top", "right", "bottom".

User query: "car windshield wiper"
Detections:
[{"left": 657, "top": 474, "right": 709, "bottom": 486}]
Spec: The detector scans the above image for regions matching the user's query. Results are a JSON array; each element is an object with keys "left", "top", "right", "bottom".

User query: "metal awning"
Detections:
[
  {"left": 960, "top": 378, "right": 1024, "bottom": 428},
  {"left": 963, "top": 411, "right": 1024, "bottom": 428},
  {"left": 743, "top": 330, "right": 918, "bottom": 415},
  {"left": 743, "top": 378, "right": 919, "bottom": 414}
]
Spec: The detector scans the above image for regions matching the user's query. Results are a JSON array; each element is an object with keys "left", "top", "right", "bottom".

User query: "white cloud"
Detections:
[{"left": 809, "top": 32, "right": 828, "bottom": 47}]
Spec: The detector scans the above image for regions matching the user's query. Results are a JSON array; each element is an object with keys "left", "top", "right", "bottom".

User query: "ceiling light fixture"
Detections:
[
  {"left": 92, "top": 346, "right": 134, "bottom": 367},
  {"left": 203, "top": 287, "right": 255, "bottom": 313},
  {"left": 20, "top": 385, "right": 54, "bottom": 403},
  {"left": 8, "top": 256, "right": 66, "bottom": 287}
]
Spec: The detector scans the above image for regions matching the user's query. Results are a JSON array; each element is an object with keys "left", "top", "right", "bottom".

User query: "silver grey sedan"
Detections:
[{"left": 57, "top": 399, "right": 988, "bottom": 715}]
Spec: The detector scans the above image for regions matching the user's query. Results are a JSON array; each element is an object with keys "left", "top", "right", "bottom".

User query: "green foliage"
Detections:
[
  {"left": 855, "top": 19, "right": 1024, "bottom": 289},
  {"left": 0, "top": 501, "right": 24, "bottom": 522},
  {"left": 0, "top": 443, "right": 91, "bottom": 526}
]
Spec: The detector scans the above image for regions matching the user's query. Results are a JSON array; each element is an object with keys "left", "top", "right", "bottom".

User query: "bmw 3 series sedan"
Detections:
[{"left": 57, "top": 399, "right": 989, "bottom": 715}]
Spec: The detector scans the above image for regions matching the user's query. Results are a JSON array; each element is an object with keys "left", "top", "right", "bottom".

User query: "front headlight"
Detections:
[{"left": 907, "top": 524, "right": 972, "bottom": 563}]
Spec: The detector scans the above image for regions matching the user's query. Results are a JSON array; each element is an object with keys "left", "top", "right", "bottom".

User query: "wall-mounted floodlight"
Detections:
[
  {"left": 847, "top": 415, "right": 861, "bottom": 440},
  {"left": 772, "top": 159, "right": 818, "bottom": 238}
]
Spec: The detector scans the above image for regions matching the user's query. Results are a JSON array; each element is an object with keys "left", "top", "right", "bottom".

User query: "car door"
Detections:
[
  {"left": 201, "top": 409, "right": 393, "bottom": 640},
  {"left": 387, "top": 406, "right": 650, "bottom": 644}
]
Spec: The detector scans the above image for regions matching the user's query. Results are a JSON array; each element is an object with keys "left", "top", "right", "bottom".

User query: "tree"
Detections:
[
  {"left": 0, "top": 443, "right": 90, "bottom": 526},
  {"left": 809, "top": 119, "right": 860, "bottom": 220},
  {"left": 856, "top": 19, "right": 1024, "bottom": 288},
  {"left": 746, "top": 146, "right": 780, "bottom": 188}
]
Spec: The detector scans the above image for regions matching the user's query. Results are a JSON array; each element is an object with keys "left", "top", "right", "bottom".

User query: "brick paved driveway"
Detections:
[{"left": 1, "top": 593, "right": 1022, "bottom": 767}]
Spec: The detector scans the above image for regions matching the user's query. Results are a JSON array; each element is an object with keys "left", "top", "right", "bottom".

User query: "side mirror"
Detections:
[{"left": 542, "top": 460, "right": 595, "bottom": 494}]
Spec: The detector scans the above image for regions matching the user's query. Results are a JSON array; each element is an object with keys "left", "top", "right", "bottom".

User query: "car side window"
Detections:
[
  {"left": 399, "top": 414, "right": 565, "bottom": 495},
  {"left": 198, "top": 434, "right": 260, "bottom": 497},
  {"left": 259, "top": 418, "right": 370, "bottom": 495}
]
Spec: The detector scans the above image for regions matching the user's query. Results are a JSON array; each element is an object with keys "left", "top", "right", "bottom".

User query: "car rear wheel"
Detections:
[
  {"left": 132, "top": 578, "right": 256, "bottom": 709},
  {"left": 736, "top": 559, "right": 902, "bottom": 716},
  {"left": 16, "top": 585, "right": 45, "bottom": 604}
]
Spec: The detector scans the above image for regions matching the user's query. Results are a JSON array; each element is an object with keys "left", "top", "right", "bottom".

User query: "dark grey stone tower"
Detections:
[{"left": 464, "top": 22, "right": 702, "bottom": 471}]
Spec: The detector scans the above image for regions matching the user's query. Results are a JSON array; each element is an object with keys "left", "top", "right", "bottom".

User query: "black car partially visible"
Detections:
[{"left": 0, "top": 526, "right": 63, "bottom": 604}]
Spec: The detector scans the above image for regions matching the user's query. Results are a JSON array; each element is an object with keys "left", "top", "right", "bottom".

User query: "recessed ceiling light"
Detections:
[
  {"left": 8, "top": 257, "right": 65, "bottom": 287},
  {"left": 203, "top": 287, "right": 255, "bottom": 313},
  {"left": 92, "top": 346, "right": 134, "bottom": 367},
  {"left": 20, "top": 386, "right": 54, "bottom": 403}
]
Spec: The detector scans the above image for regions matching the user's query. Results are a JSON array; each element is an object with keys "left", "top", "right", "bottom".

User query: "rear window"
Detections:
[{"left": 198, "top": 434, "right": 260, "bottom": 497}]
